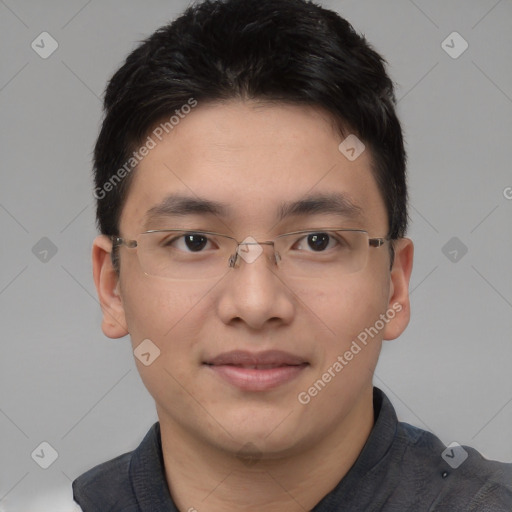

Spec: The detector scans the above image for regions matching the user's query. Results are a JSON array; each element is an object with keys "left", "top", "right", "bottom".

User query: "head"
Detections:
[{"left": 92, "top": 0, "right": 413, "bottom": 459}]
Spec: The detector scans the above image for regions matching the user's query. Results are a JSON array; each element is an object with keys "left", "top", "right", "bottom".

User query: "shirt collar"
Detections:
[
  {"left": 312, "top": 386, "right": 398, "bottom": 509},
  {"left": 128, "top": 386, "right": 397, "bottom": 510},
  {"left": 129, "top": 421, "right": 178, "bottom": 511}
]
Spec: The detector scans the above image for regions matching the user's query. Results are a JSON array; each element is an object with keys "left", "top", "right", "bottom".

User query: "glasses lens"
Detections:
[
  {"left": 274, "top": 229, "right": 369, "bottom": 278},
  {"left": 137, "top": 231, "right": 237, "bottom": 280}
]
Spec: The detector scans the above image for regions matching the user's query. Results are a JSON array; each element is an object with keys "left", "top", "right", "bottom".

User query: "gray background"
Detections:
[{"left": 1, "top": 0, "right": 511, "bottom": 510}]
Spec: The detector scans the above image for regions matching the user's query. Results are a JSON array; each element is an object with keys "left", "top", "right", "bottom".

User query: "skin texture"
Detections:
[{"left": 92, "top": 100, "right": 414, "bottom": 511}]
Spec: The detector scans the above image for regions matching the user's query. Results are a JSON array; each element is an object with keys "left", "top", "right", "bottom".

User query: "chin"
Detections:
[{"left": 208, "top": 404, "right": 307, "bottom": 452}]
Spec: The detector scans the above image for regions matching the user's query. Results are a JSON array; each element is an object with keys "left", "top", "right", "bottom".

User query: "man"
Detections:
[{"left": 73, "top": 0, "right": 512, "bottom": 510}]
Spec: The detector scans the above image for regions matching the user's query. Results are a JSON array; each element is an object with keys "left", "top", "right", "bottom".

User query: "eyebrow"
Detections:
[
  {"left": 143, "top": 192, "right": 364, "bottom": 230},
  {"left": 277, "top": 192, "right": 363, "bottom": 222}
]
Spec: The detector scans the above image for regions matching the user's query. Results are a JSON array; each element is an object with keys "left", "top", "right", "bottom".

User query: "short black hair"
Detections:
[{"left": 93, "top": 0, "right": 408, "bottom": 269}]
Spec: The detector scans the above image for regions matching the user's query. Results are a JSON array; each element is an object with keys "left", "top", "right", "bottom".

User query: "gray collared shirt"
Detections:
[{"left": 73, "top": 387, "right": 512, "bottom": 511}]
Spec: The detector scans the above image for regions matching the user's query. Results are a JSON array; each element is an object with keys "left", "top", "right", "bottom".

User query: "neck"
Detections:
[{"left": 159, "top": 386, "right": 375, "bottom": 512}]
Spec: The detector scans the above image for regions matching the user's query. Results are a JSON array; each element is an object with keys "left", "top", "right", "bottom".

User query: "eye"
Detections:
[
  {"left": 162, "top": 232, "right": 215, "bottom": 252},
  {"left": 293, "top": 232, "right": 343, "bottom": 252}
]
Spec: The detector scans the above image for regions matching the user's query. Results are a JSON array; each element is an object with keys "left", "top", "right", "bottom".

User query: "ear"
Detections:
[
  {"left": 382, "top": 237, "right": 414, "bottom": 341},
  {"left": 92, "top": 235, "right": 129, "bottom": 339}
]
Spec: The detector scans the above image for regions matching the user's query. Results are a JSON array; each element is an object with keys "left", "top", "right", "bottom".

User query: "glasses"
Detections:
[{"left": 111, "top": 228, "right": 389, "bottom": 280}]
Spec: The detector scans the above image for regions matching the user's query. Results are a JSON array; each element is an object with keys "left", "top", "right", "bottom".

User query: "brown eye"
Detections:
[
  {"left": 162, "top": 233, "right": 213, "bottom": 252},
  {"left": 293, "top": 232, "right": 340, "bottom": 252},
  {"left": 307, "top": 233, "right": 331, "bottom": 251},
  {"left": 183, "top": 234, "right": 209, "bottom": 252}
]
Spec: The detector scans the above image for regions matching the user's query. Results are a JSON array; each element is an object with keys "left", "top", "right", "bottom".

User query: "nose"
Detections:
[{"left": 216, "top": 241, "right": 295, "bottom": 331}]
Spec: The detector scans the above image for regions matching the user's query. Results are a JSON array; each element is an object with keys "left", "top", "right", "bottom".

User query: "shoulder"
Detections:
[
  {"left": 72, "top": 423, "right": 162, "bottom": 511},
  {"left": 72, "top": 450, "right": 135, "bottom": 511},
  {"left": 396, "top": 420, "right": 512, "bottom": 511},
  {"left": 73, "top": 449, "right": 132, "bottom": 488}
]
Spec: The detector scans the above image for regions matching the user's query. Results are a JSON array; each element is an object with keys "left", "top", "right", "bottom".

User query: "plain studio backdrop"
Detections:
[{"left": 1, "top": 1, "right": 511, "bottom": 510}]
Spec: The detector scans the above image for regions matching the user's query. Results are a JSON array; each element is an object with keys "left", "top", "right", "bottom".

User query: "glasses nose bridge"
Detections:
[{"left": 228, "top": 239, "right": 280, "bottom": 269}]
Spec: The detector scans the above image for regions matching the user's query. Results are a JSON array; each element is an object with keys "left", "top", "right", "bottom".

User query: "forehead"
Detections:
[{"left": 120, "top": 100, "right": 387, "bottom": 234}]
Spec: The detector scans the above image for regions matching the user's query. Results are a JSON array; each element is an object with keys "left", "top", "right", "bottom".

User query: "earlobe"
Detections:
[
  {"left": 92, "top": 235, "right": 129, "bottom": 339},
  {"left": 382, "top": 237, "right": 414, "bottom": 341}
]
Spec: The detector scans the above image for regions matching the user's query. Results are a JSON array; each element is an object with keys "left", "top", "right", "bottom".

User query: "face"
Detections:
[{"left": 93, "top": 100, "right": 413, "bottom": 458}]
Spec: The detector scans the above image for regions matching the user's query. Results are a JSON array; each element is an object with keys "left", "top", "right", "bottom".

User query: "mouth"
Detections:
[
  {"left": 213, "top": 364, "right": 298, "bottom": 369},
  {"left": 203, "top": 350, "right": 309, "bottom": 391}
]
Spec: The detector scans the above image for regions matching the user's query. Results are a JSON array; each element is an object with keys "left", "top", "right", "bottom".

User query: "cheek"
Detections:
[
  {"left": 120, "top": 274, "right": 209, "bottom": 351},
  {"left": 289, "top": 272, "right": 390, "bottom": 347},
  {"left": 120, "top": 278, "right": 212, "bottom": 401}
]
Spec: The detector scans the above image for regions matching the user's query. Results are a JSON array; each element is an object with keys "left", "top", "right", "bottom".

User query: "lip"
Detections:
[{"left": 203, "top": 350, "right": 309, "bottom": 391}]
